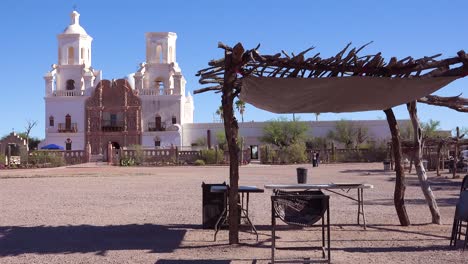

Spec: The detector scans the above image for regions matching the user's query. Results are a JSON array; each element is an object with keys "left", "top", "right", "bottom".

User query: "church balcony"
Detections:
[
  {"left": 53, "top": 90, "right": 84, "bottom": 96},
  {"left": 139, "top": 89, "right": 161, "bottom": 96},
  {"left": 58, "top": 123, "right": 78, "bottom": 133},
  {"left": 139, "top": 88, "right": 175, "bottom": 96},
  {"left": 101, "top": 120, "right": 124, "bottom": 132},
  {"left": 147, "top": 122, "right": 165, "bottom": 132}
]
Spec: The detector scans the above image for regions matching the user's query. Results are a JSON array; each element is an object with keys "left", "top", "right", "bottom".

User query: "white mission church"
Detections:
[{"left": 40, "top": 11, "right": 395, "bottom": 159}]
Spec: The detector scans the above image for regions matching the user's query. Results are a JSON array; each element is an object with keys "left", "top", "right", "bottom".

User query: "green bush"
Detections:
[
  {"left": 29, "top": 151, "right": 65, "bottom": 167},
  {"left": 0, "top": 153, "right": 6, "bottom": 165},
  {"left": 260, "top": 145, "right": 278, "bottom": 164},
  {"left": 200, "top": 149, "right": 224, "bottom": 164},
  {"left": 279, "top": 142, "right": 307, "bottom": 164},
  {"left": 194, "top": 159, "right": 205, "bottom": 166},
  {"left": 129, "top": 144, "right": 145, "bottom": 165},
  {"left": 120, "top": 156, "right": 135, "bottom": 166}
]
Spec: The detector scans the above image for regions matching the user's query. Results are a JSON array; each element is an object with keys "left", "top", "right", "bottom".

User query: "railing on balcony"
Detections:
[
  {"left": 148, "top": 122, "right": 165, "bottom": 132},
  {"left": 101, "top": 120, "right": 124, "bottom": 132},
  {"left": 58, "top": 123, "right": 78, "bottom": 133},
  {"left": 54, "top": 90, "right": 84, "bottom": 96},
  {"left": 139, "top": 88, "right": 161, "bottom": 96}
]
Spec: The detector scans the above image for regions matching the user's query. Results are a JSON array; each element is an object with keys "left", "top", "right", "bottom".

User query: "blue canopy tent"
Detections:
[{"left": 40, "top": 144, "right": 64, "bottom": 150}]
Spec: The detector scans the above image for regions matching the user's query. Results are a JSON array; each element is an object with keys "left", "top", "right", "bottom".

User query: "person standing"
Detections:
[
  {"left": 316, "top": 151, "right": 320, "bottom": 167},
  {"left": 312, "top": 151, "right": 317, "bottom": 167}
]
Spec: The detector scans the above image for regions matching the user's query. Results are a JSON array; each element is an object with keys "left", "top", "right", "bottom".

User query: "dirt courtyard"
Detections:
[{"left": 0, "top": 162, "right": 467, "bottom": 264}]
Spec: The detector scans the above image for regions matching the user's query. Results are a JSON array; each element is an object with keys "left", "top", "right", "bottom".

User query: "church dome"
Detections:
[{"left": 63, "top": 11, "right": 88, "bottom": 35}]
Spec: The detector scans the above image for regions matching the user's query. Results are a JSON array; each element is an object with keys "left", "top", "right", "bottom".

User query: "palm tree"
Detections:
[
  {"left": 216, "top": 105, "right": 223, "bottom": 122},
  {"left": 235, "top": 100, "right": 246, "bottom": 122},
  {"left": 422, "top": 119, "right": 440, "bottom": 138},
  {"left": 314, "top": 113, "right": 320, "bottom": 121}
]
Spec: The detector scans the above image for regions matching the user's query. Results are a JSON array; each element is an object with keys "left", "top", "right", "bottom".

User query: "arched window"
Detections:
[
  {"left": 169, "top": 47, "right": 173, "bottom": 63},
  {"left": 155, "top": 78, "right": 164, "bottom": 94},
  {"left": 156, "top": 45, "right": 162, "bottom": 63},
  {"left": 66, "top": 79, "right": 75, "bottom": 90},
  {"left": 65, "top": 138, "right": 72, "bottom": 151},
  {"left": 49, "top": 116, "right": 54, "bottom": 126},
  {"left": 155, "top": 115, "right": 162, "bottom": 131},
  {"left": 80, "top": 48, "right": 84, "bottom": 59},
  {"left": 172, "top": 115, "right": 177, "bottom": 124},
  {"left": 68, "top": 47, "right": 74, "bottom": 64},
  {"left": 65, "top": 114, "right": 71, "bottom": 131}
]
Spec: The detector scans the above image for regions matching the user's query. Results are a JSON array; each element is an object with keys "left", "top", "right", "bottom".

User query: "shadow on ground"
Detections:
[
  {"left": 155, "top": 260, "right": 232, "bottom": 264},
  {"left": 339, "top": 169, "right": 386, "bottom": 176},
  {"left": 366, "top": 197, "right": 458, "bottom": 207},
  {"left": 0, "top": 224, "right": 186, "bottom": 256},
  {"left": 155, "top": 260, "right": 260, "bottom": 264}
]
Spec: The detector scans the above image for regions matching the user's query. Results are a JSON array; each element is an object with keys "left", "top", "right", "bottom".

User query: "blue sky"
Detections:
[{"left": 0, "top": 0, "right": 467, "bottom": 138}]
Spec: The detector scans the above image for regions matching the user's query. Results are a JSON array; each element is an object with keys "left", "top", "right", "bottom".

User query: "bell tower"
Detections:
[
  {"left": 41, "top": 10, "right": 101, "bottom": 151},
  {"left": 49, "top": 10, "right": 96, "bottom": 93}
]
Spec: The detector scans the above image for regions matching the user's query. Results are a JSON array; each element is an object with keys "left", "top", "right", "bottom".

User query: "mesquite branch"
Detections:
[{"left": 195, "top": 42, "right": 468, "bottom": 94}]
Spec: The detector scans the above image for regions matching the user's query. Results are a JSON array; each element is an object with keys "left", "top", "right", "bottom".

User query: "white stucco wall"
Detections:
[
  {"left": 182, "top": 120, "right": 409, "bottom": 148},
  {"left": 140, "top": 95, "right": 183, "bottom": 130},
  {"left": 43, "top": 96, "right": 88, "bottom": 150},
  {"left": 142, "top": 130, "right": 182, "bottom": 148}
]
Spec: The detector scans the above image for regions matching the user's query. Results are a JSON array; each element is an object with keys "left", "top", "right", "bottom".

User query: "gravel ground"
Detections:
[{"left": 0, "top": 163, "right": 467, "bottom": 264}]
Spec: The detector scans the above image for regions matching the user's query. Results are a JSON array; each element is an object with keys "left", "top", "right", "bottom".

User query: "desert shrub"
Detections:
[
  {"left": 192, "top": 137, "right": 207, "bottom": 147},
  {"left": 29, "top": 151, "right": 65, "bottom": 167},
  {"left": 277, "top": 142, "right": 307, "bottom": 164},
  {"left": 200, "top": 149, "right": 224, "bottom": 164},
  {"left": 120, "top": 156, "right": 135, "bottom": 166},
  {"left": 129, "top": 144, "right": 145, "bottom": 165},
  {"left": 260, "top": 144, "right": 279, "bottom": 164},
  {"left": 0, "top": 153, "right": 6, "bottom": 165},
  {"left": 194, "top": 159, "right": 205, "bottom": 166},
  {"left": 49, "top": 154, "right": 65, "bottom": 167}
]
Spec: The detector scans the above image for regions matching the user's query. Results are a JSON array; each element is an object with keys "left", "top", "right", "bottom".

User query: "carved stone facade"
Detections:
[{"left": 85, "top": 79, "right": 141, "bottom": 156}]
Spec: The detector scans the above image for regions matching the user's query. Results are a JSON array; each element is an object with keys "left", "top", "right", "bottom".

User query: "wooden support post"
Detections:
[
  {"left": 222, "top": 43, "right": 244, "bottom": 244},
  {"left": 407, "top": 101, "right": 441, "bottom": 224},
  {"left": 436, "top": 141, "right": 443, "bottom": 176},
  {"left": 384, "top": 108, "right": 410, "bottom": 226},
  {"left": 453, "top": 127, "right": 459, "bottom": 179}
]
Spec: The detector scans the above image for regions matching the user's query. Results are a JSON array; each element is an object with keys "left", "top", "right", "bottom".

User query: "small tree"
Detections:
[
  {"left": 355, "top": 127, "right": 369, "bottom": 147},
  {"left": 192, "top": 137, "right": 208, "bottom": 147},
  {"left": 260, "top": 117, "right": 308, "bottom": 148},
  {"left": 216, "top": 130, "right": 227, "bottom": 150},
  {"left": 235, "top": 100, "right": 246, "bottom": 123},
  {"left": 18, "top": 132, "right": 41, "bottom": 150},
  {"left": 327, "top": 120, "right": 356, "bottom": 148},
  {"left": 421, "top": 119, "right": 441, "bottom": 138},
  {"left": 216, "top": 106, "right": 224, "bottom": 122},
  {"left": 24, "top": 120, "right": 37, "bottom": 150},
  {"left": 327, "top": 120, "right": 369, "bottom": 149},
  {"left": 314, "top": 112, "right": 320, "bottom": 121}
]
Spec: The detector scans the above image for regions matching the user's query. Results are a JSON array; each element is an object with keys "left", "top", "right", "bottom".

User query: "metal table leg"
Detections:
[
  {"left": 356, "top": 188, "right": 367, "bottom": 230},
  {"left": 213, "top": 190, "right": 228, "bottom": 241}
]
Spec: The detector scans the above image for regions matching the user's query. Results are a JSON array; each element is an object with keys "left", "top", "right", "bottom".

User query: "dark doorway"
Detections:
[
  {"left": 111, "top": 142, "right": 120, "bottom": 149},
  {"left": 155, "top": 116, "right": 162, "bottom": 131},
  {"left": 250, "top": 145, "right": 258, "bottom": 160},
  {"left": 65, "top": 114, "right": 71, "bottom": 130}
]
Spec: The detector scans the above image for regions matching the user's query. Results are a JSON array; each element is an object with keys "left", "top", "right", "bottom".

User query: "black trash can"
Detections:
[
  {"left": 296, "top": 167, "right": 308, "bottom": 184},
  {"left": 201, "top": 182, "right": 226, "bottom": 229}
]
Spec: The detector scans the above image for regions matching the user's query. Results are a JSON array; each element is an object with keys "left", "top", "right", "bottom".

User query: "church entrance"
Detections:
[{"left": 85, "top": 79, "right": 142, "bottom": 157}]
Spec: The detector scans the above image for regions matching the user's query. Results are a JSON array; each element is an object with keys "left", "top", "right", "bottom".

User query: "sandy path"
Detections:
[{"left": 0, "top": 163, "right": 466, "bottom": 263}]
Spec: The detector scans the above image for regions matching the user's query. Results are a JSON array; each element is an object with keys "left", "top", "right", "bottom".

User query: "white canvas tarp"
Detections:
[{"left": 240, "top": 76, "right": 458, "bottom": 113}]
